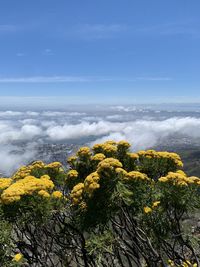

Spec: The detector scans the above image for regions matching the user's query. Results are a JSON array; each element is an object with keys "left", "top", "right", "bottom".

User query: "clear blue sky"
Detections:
[{"left": 0, "top": 0, "right": 200, "bottom": 104}]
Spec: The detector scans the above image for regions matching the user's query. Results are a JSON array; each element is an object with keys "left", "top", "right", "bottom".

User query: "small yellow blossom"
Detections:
[
  {"left": 67, "top": 170, "right": 79, "bottom": 179},
  {"left": 168, "top": 259, "right": 175, "bottom": 266},
  {"left": 52, "top": 191, "right": 63, "bottom": 198},
  {"left": 127, "top": 153, "right": 139, "bottom": 160},
  {"left": 125, "top": 171, "right": 149, "bottom": 181},
  {"left": 77, "top": 147, "right": 91, "bottom": 157},
  {"left": 143, "top": 206, "right": 152, "bottom": 214},
  {"left": 13, "top": 253, "right": 23, "bottom": 262},
  {"left": 152, "top": 201, "right": 160, "bottom": 208},
  {"left": 67, "top": 156, "right": 77, "bottom": 164},
  {"left": 117, "top": 140, "right": 131, "bottom": 149},
  {"left": 97, "top": 158, "right": 122, "bottom": 172},
  {"left": 46, "top": 162, "right": 62, "bottom": 168},
  {"left": 92, "top": 153, "right": 106, "bottom": 162},
  {"left": 38, "top": 190, "right": 50, "bottom": 198}
]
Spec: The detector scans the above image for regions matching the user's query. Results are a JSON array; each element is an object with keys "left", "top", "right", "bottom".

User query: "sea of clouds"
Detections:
[{"left": 1, "top": 105, "right": 200, "bottom": 175}]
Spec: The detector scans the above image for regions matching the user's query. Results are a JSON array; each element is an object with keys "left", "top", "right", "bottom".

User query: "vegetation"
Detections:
[{"left": 0, "top": 140, "right": 200, "bottom": 266}]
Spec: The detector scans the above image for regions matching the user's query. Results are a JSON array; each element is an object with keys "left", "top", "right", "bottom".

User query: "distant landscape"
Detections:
[{"left": 1, "top": 104, "right": 200, "bottom": 177}]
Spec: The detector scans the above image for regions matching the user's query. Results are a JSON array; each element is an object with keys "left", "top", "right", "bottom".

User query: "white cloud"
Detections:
[
  {"left": 46, "top": 121, "right": 122, "bottom": 140},
  {"left": 1, "top": 109, "right": 200, "bottom": 175},
  {"left": 0, "top": 124, "right": 42, "bottom": 144},
  {"left": 0, "top": 76, "right": 93, "bottom": 83},
  {"left": 26, "top": 111, "right": 39, "bottom": 116},
  {"left": 0, "top": 111, "right": 23, "bottom": 116},
  {"left": 0, "top": 144, "right": 36, "bottom": 176}
]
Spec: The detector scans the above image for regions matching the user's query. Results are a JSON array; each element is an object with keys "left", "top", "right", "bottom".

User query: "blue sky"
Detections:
[{"left": 0, "top": 0, "right": 200, "bottom": 104}]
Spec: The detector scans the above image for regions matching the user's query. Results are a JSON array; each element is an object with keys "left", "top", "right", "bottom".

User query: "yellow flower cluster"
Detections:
[
  {"left": 12, "top": 161, "right": 45, "bottom": 180},
  {"left": 1, "top": 175, "right": 54, "bottom": 204},
  {"left": 67, "top": 170, "right": 79, "bottom": 179},
  {"left": 158, "top": 172, "right": 200, "bottom": 187},
  {"left": 84, "top": 172, "right": 100, "bottom": 196},
  {"left": 40, "top": 174, "right": 51, "bottom": 180},
  {"left": 168, "top": 259, "right": 197, "bottom": 267},
  {"left": 143, "top": 206, "right": 152, "bottom": 214},
  {"left": 158, "top": 152, "right": 183, "bottom": 167},
  {"left": 38, "top": 190, "right": 50, "bottom": 198},
  {"left": 117, "top": 140, "right": 131, "bottom": 149},
  {"left": 13, "top": 253, "right": 23, "bottom": 262},
  {"left": 12, "top": 166, "right": 31, "bottom": 180},
  {"left": 127, "top": 152, "right": 139, "bottom": 160},
  {"left": 125, "top": 171, "right": 149, "bottom": 181},
  {"left": 104, "top": 140, "right": 117, "bottom": 145},
  {"left": 92, "top": 143, "right": 104, "bottom": 153},
  {"left": 67, "top": 156, "right": 77, "bottom": 164},
  {"left": 116, "top": 168, "right": 127, "bottom": 176},
  {"left": 93, "top": 142, "right": 117, "bottom": 156},
  {"left": 91, "top": 153, "right": 106, "bottom": 162},
  {"left": 52, "top": 190, "right": 63, "bottom": 198},
  {"left": 102, "top": 144, "right": 117, "bottom": 155},
  {"left": 138, "top": 150, "right": 183, "bottom": 167},
  {"left": 0, "top": 178, "right": 12, "bottom": 190},
  {"left": 97, "top": 158, "right": 122, "bottom": 174},
  {"left": 70, "top": 183, "right": 84, "bottom": 204},
  {"left": 46, "top": 162, "right": 62, "bottom": 168},
  {"left": 77, "top": 147, "right": 91, "bottom": 157},
  {"left": 143, "top": 201, "right": 160, "bottom": 214},
  {"left": 31, "top": 161, "right": 45, "bottom": 168}
]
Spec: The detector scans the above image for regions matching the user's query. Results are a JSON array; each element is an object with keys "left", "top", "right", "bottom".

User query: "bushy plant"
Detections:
[{"left": 0, "top": 141, "right": 200, "bottom": 266}]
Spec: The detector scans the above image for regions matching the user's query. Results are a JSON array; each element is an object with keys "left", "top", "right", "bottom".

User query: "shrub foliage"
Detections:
[{"left": 0, "top": 140, "right": 200, "bottom": 266}]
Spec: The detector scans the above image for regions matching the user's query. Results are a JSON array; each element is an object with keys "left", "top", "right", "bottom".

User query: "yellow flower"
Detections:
[
  {"left": 143, "top": 206, "right": 152, "bottom": 214},
  {"left": 70, "top": 183, "right": 84, "bottom": 205},
  {"left": 46, "top": 162, "right": 62, "bottom": 168},
  {"left": 13, "top": 253, "right": 23, "bottom": 262},
  {"left": 92, "top": 153, "right": 106, "bottom": 161},
  {"left": 102, "top": 144, "right": 117, "bottom": 154},
  {"left": 67, "top": 156, "right": 77, "bottom": 164},
  {"left": 67, "top": 170, "right": 79, "bottom": 179},
  {"left": 127, "top": 153, "right": 139, "bottom": 160},
  {"left": 38, "top": 190, "right": 50, "bottom": 198},
  {"left": 104, "top": 140, "right": 117, "bottom": 145},
  {"left": 115, "top": 168, "right": 127, "bottom": 176},
  {"left": 77, "top": 147, "right": 91, "bottom": 157},
  {"left": 0, "top": 178, "right": 12, "bottom": 190},
  {"left": 1, "top": 175, "right": 54, "bottom": 204},
  {"left": 158, "top": 177, "right": 168, "bottom": 182},
  {"left": 92, "top": 143, "right": 104, "bottom": 153},
  {"left": 84, "top": 172, "right": 100, "bottom": 197},
  {"left": 152, "top": 201, "right": 160, "bottom": 208},
  {"left": 40, "top": 175, "right": 51, "bottom": 180},
  {"left": 168, "top": 259, "right": 175, "bottom": 266},
  {"left": 125, "top": 171, "right": 149, "bottom": 181},
  {"left": 117, "top": 140, "right": 131, "bottom": 149},
  {"left": 31, "top": 161, "right": 45, "bottom": 168},
  {"left": 97, "top": 158, "right": 122, "bottom": 171},
  {"left": 52, "top": 191, "right": 63, "bottom": 198},
  {"left": 79, "top": 201, "right": 87, "bottom": 210}
]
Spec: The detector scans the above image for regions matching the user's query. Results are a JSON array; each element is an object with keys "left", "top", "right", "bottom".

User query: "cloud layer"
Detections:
[{"left": 0, "top": 107, "right": 200, "bottom": 175}]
